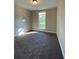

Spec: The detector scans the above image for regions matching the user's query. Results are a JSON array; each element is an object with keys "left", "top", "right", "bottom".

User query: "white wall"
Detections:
[
  {"left": 57, "top": 0, "right": 65, "bottom": 57},
  {"left": 32, "top": 8, "right": 57, "bottom": 33},
  {"left": 14, "top": 4, "right": 32, "bottom": 36}
]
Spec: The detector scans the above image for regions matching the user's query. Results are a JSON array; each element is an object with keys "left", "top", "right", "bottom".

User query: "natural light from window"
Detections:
[
  {"left": 18, "top": 28, "right": 24, "bottom": 36},
  {"left": 38, "top": 12, "right": 46, "bottom": 29}
]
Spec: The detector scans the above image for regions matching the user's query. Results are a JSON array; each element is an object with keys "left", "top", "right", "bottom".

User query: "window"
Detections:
[{"left": 38, "top": 12, "right": 46, "bottom": 29}]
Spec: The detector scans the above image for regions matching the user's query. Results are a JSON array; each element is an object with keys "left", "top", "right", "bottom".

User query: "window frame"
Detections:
[{"left": 38, "top": 11, "right": 46, "bottom": 30}]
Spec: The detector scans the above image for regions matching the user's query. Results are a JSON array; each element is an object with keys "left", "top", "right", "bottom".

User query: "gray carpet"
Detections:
[{"left": 14, "top": 31, "right": 63, "bottom": 59}]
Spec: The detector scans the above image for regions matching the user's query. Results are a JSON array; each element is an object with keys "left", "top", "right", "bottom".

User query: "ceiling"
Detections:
[{"left": 15, "top": 0, "right": 58, "bottom": 10}]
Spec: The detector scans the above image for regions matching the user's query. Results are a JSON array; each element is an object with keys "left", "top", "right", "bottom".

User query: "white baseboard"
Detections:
[
  {"left": 32, "top": 29, "right": 56, "bottom": 33},
  {"left": 44, "top": 30, "right": 56, "bottom": 33},
  {"left": 56, "top": 33, "right": 64, "bottom": 58}
]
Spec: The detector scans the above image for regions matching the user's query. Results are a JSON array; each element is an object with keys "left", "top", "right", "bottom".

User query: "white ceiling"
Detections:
[{"left": 15, "top": 0, "right": 58, "bottom": 10}]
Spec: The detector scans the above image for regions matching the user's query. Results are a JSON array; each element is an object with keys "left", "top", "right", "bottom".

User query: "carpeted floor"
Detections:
[{"left": 14, "top": 31, "right": 63, "bottom": 59}]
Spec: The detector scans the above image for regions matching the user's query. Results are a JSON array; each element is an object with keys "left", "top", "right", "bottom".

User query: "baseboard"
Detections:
[
  {"left": 44, "top": 30, "right": 56, "bottom": 33},
  {"left": 56, "top": 33, "right": 64, "bottom": 58},
  {"left": 32, "top": 29, "right": 56, "bottom": 34}
]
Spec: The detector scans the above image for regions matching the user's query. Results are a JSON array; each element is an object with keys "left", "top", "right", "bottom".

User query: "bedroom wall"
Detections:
[
  {"left": 32, "top": 8, "right": 57, "bottom": 33},
  {"left": 57, "top": 0, "right": 65, "bottom": 57},
  {"left": 14, "top": 4, "right": 32, "bottom": 36}
]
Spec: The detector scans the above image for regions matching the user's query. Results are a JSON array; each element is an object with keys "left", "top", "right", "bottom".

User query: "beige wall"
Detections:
[
  {"left": 32, "top": 8, "right": 57, "bottom": 33},
  {"left": 14, "top": 4, "right": 32, "bottom": 36},
  {"left": 57, "top": 0, "right": 65, "bottom": 57}
]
